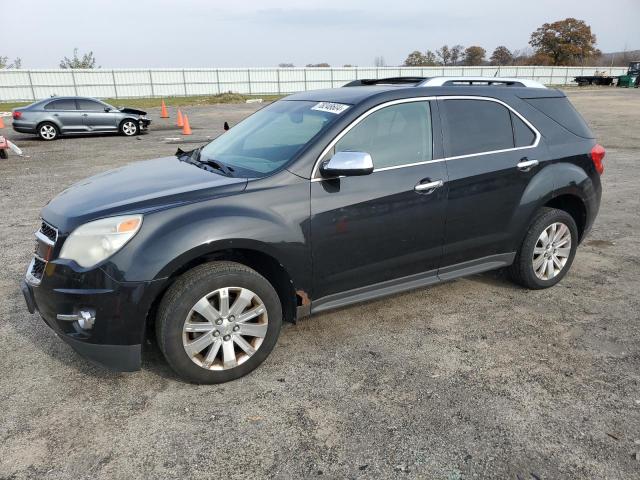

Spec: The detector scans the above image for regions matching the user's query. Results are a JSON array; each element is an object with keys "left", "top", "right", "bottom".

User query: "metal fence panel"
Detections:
[{"left": 0, "top": 66, "right": 629, "bottom": 102}]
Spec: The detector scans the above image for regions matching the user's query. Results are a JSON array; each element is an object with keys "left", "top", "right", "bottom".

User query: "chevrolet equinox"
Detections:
[{"left": 21, "top": 77, "right": 604, "bottom": 383}]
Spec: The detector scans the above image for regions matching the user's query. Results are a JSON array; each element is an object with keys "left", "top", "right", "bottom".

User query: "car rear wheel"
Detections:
[
  {"left": 38, "top": 122, "right": 59, "bottom": 141},
  {"left": 156, "top": 261, "right": 282, "bottom": 384},
  {"left": 120, "top": 119, "right": 139, "bottom": 136},
  {"left": 509, "top": 207, "right": 579, "bottom": 289}
]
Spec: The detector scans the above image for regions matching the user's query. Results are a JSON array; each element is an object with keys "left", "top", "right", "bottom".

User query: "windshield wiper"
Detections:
[{"left": 177, "top": 146, "right": 235, "bottom": 177}]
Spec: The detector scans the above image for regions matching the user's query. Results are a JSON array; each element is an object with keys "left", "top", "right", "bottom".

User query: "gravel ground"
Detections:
[{"left": 0, "top": 89, "right": 639, "bottom": 480}]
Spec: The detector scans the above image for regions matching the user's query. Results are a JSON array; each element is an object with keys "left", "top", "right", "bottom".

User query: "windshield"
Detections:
[{"left": 199, "top": 100, "right": 344, "bottom": 177}]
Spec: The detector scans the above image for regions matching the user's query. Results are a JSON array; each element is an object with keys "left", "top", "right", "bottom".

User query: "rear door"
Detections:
[
  {"left": 438, "top": 96, "right": 546, "bottom": 269},
  {"left": 77, "top": 99, "right": 118, "bottom": 131},
  {"left": 310, "top": 99, "right": 448, "bottom": 301},
  {"left": 44, "top": 99, "right": 86, "bottom": 132}
]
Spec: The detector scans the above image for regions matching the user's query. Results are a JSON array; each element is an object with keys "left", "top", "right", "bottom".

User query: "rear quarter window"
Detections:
[{"left": 523, "top": 97, "right": 593, "bottom": 139}]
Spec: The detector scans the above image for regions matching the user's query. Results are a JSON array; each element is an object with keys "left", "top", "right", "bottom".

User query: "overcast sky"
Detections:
[{"left": 3, "top": 0, "right": 639, "bottom": 68}]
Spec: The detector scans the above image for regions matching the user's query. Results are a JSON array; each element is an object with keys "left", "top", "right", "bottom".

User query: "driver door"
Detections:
[{"left": 310, "top": 100, "right": 448, "bottom": 305}]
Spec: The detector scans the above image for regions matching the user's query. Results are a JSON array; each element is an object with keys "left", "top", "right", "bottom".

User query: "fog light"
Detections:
[{"left": 77, "top": 309, "right": 96, "bottom": 330}]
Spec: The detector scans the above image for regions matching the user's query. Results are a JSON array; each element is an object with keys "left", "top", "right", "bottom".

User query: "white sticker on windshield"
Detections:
[{"left": 311, "top": 102, "right": 350, "bottom": 115}]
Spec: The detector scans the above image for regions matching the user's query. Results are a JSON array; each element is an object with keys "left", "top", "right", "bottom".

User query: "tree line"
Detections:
[{"left": 403, "top": 18, "right": 603, "bottom": 67}]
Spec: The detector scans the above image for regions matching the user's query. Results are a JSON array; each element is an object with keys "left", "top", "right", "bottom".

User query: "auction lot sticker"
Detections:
[{"left": 311, "top": 102, "right": 350, "bottom": 114}]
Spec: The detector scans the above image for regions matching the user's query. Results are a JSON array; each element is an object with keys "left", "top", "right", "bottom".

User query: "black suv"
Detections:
[{"left": 21, "top": 77, "right": 604, "bottom": 383}]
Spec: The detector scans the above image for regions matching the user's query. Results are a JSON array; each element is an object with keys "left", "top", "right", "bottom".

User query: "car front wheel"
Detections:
[
  {"left": 509, "top": 207, "right": 579, "bottom": 289},
  {"left": 156, "top": 261, "right": 282, "bottom": 384},
  {"left": 120, "top": 119, "right": 139, "bottom": 136}
]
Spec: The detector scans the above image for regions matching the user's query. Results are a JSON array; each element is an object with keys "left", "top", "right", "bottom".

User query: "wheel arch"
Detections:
[
  {"left": 145, "top": 242, "right": 302, "bottom": 342},
  {"left": 36, "top": 119, "right": 61, "bottom": 134}
]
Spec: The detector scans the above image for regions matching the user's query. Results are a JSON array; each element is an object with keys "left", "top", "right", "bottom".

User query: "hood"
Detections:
[
  {"left": 119, "top": 107, "right": 147, "bottom": 116},
  {"left": 42, "top": 156, "right": 247, "bottom": 233}
]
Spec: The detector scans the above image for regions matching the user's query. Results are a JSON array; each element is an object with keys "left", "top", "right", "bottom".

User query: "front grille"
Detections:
[
  {"left": 26, "top": 220, "right": 59, "bottom": 285},
  {"left": 30, "top": 257, "right": 46, "bottom": 281},
  {"left": 40, "top": 221, "right": 58, "bottom": 243}
]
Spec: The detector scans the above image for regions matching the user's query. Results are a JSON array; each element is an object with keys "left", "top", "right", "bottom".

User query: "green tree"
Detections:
[
  {"left": 529, "top": 18, "right": 600, "bottom": 65},
  {"left": 490, "top": 46, "right": 513, "bottom": 66},
  {"left": 463, "top": 46, "right": 486, "bottom": 66},
  {"left": 59, "top": 48, "right": 98, "bottom": 69}
]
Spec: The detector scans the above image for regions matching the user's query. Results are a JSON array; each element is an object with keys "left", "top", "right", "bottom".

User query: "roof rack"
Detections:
[
  {"left": 343, "top": 77, "right": 428, "bottom": 87},
  {"left": 342, "top": 76, "right": 546, "bottom": 89},
  {"left": 419, "top": 77, "right": 546, "bottom": 89}
]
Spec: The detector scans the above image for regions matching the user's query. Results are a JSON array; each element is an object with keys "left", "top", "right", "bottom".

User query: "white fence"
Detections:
[{"left": 0, "top": 66, "right": 628, "bottom": 102}]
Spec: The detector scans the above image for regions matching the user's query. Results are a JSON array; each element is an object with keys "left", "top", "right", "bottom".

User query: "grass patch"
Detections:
[{"left": 0, "top": 93, "right": 284, "bottom": 111}]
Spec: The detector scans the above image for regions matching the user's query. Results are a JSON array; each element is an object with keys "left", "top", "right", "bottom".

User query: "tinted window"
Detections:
[
  {"left": 199, "top": 100, "right": 339, "bottom": 177},
  {"left": 523, "top": 97, "right": 593, "bottom": 139},
  {"left": 77, "top": 99, "right": 105, "bottom": 111},
  {"left": 334, "top": 101, "right": 432, "bottom": 169},
  {"left": 511, "top": 112, "right": 536, "bottom": 147},
  {"left": 442, "top": 99, "right": 514, "bottom": 157},
  {"left": 44, "top": 99, "right": 77, "bottom": 111}
]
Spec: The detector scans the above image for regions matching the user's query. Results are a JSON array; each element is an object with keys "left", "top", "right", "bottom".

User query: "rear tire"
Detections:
[
  {"left": 509, "top": 207, "right": 579, "bottom": 289},
  {"left": 0, "top": 149, "right": 7, "bottom": 160},
  {"left": 37, "top": 122, "right": 59, "bottom": 141},
  {"left": 156, "top": 261, "right": 282, "bottom": 384},
  {"left": 119, "top": 119, "right": 139, "bottom": 136}
]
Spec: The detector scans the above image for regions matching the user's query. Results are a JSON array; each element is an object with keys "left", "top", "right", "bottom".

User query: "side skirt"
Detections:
[{"left": 309, "top": 252, "right": 515, "bottom": 315}]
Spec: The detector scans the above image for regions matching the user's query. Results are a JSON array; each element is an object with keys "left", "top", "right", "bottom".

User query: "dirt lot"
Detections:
[{"left": 1, "top": 89, "right": 639, "bottom": 479}]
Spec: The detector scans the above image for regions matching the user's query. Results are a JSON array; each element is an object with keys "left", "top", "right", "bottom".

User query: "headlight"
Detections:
[{"left": 59, "top": 215, "right": 143, "bottom": 268}]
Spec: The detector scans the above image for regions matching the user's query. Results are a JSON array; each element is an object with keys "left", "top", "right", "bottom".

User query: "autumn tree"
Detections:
[
  {"left": 306, "top": 63, "right": 330, "bottom": 67},
  {"left": 403, "top": 50, "right": 438, "bottom": 67},
  {"left": 449, "top": 45, "right": 464, "bottom": 65},
  {"left": 278, "top": 63, "right": 294, "bottom": 68},
  {"left": 490, "top": 46, "right": 513, "bottom": 66},
  {"left": 463, "top": 46, "right": 486, "bottom": 66},
  {"left": 60, "top": 48, "right": 98, "bottom": 69},
  {"left": 436, "top": 45, "right": 451, "bottom": 65},
  {"left": 529, "top": 18, "right": 600, "bottom": 65}
]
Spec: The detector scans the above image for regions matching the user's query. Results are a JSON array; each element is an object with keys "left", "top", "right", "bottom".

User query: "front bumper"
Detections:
[
  {"left": 22, "top": 259, "right": 165, "bottom": 372},
  {"left": 139, "top": 118, "right": 151, "bottom": 130}
]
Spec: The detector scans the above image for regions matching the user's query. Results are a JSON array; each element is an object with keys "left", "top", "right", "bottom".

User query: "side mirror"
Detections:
[
  {"left": 320, "top": 151, "right": 374, "bottom": 177},
  {"left": 104, "top": 107, "right": 112, "bottom": 112}
]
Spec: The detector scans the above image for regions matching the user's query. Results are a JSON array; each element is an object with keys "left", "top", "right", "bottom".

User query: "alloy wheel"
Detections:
[
  {"left": 40, "top": 125, "right": 56, "bottom": 140},
  {"left": 182, "top": 287, "right": 268, "bottom": 370},
  {"left": 532, "top": 222, "right": 572, "bottom": 280},
  {"left": 122, "top": 121, "right": 137, "bottom": 135}
]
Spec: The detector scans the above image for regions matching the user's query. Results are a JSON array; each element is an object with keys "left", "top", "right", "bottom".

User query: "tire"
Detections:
[
  {"left": 509, "top": 207, "right": 579, "bottom": 290},
  {"left": 156, "top": 261, "right": 282, "bottom": 384},
  {"left": 37, "top": 122, "right": 59, "bottom": 141},
  {"left": 119, "top": 119, "right": 139, "bottom": 136},
  {"left": 0, "top": 149, "right": 7, "bottom": 160}
]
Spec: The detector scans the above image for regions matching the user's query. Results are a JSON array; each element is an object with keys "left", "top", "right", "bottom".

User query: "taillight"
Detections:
[
  {"left": 12, "top": 111, "right": 22, "bottom": 120},
  {"left": 591, "top": 144, "right": 605, "bottom": 175}
]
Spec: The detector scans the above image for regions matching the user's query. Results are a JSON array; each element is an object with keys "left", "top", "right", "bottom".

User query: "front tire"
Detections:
[
  {"left": 509, "top": 207, "right": 579, "bottom": 289},
  {"left": 38, "top": 122, "right": 59, "bottom": 141},
  {"left": 156, "top": 261, "right": 282, "bottom": 384},
  {"left": 119, "top": 119, "right": 139, "bottom": 136}
]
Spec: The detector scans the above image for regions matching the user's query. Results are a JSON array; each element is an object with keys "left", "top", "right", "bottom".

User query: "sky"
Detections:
[{"left": 3, "top": 0, "right": 639, "bottom": 68}]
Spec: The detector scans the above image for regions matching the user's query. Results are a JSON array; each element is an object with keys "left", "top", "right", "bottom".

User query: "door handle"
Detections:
[
  {"left": 82, "top": 113, "right": 88, "bottom": 117},
  {"left": 517, "top": 159, "right": 539, "bottom": 171},
  {"left": 414, "top": 179, "right": 444, "bottom": 193}
]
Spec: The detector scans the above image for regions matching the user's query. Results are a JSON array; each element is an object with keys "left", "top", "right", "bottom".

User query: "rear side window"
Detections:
[
  {"left": 511, "top": 113, "right": 536, "bottom": 147},
  {"left": 334, "top": 101, "right": 433, "bottom": 168},
  {"left": 523, "top": 97, "right": 593, "bottom": 139},
  {"left": 45, "top": 99, "right": 77, "bottom": 110},
  {"left": 442, "top": 99, "right": 514, "bottom": 157}
]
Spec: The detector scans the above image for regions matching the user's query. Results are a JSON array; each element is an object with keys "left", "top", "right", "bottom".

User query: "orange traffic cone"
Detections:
[
  {"left": 160, "top": 100, "right": 169, "bottom": 119},
  {"left": 176, "top": 109, "right": 184, "bottom": 128},
  {"left": 182, "top": 114, "right": 192, "bottom": 135},
  {"left": 0, "top": 116, "right": 5, "bottom": 128}
]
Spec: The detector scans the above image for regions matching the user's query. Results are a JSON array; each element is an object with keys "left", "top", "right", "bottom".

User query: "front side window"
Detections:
[
  {"left": 45, "top": 99, "right": 77, "bottom": 111},
  {"left": 199, "top": 100, "right": 340, "bottom": 177},
  {"left": 442, "top": 99, "right": 514, "bottom": 157},
  {"left": 77, "top": 99, "right": 106, "bottom": 111},
  {"left": 332, "top": 101, "right": 433, "bottom": 169}
]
